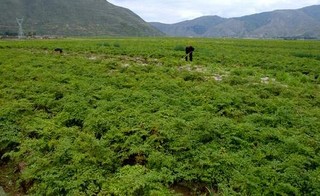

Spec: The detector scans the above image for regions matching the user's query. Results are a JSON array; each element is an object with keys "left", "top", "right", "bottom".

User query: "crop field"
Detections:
[{"left": 0, "top": 37, "right": 320, "bottom": 195}]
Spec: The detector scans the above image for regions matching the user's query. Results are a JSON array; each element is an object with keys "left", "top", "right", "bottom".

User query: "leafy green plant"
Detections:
[{"left": 0, "top": 37, "right": 319, "bottom": 195}]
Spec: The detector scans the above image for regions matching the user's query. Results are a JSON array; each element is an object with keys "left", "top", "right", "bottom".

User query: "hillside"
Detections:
[
  {"left": 150, "top": 5, "right": 320, "bottom": 39},
  {"left": 151, "top": 16, "right": 227, "bottom": 37},
  {"left": 0, "top": 0, "right": 163, "bottom": 36}
]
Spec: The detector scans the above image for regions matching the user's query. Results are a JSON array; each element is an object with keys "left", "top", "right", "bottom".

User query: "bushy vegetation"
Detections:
[{"left": 0, "top": 37, "right": 320, "bottom": 195}]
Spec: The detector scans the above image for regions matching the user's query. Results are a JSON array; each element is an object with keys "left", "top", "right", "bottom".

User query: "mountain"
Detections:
[
  {"left": 150, "top": 16, "right": 227, "bottom": 37},
  {"left": 150, "top": 5, "right": 320, "bottom": 39},
  {"left": 0, "top": 0, "right": 163, "bottom": 36}
]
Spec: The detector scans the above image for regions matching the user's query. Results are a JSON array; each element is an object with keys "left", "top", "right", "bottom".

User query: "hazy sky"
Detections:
[{"left": 107, "top": 0, "right": 320, "bottom": 23}]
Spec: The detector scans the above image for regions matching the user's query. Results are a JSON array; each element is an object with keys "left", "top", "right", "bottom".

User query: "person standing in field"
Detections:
[{"left": 185, "top": 46, "right": 195, "bottom": 61}]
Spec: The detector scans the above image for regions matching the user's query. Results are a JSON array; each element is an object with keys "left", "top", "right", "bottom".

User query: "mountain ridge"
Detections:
[
  {"left": 150, "top": 5, "right": 320, "bottom": 39},
  {"left": 0, "top": 0, "right": 163, "bottom": 36}
]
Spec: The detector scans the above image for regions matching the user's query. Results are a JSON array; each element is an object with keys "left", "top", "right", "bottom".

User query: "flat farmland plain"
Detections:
[{"left": 0, "top": 37, "right": 319, "bottom": 195}]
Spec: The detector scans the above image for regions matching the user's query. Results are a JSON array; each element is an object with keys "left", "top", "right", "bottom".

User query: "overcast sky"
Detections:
[{"left": 107, "top": 0, "right": 320, "bottom": 24}]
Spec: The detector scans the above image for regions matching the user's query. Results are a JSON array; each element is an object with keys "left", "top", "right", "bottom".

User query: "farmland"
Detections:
[{"left": 0, "top": 37, "right": 320, "bottom": 195}]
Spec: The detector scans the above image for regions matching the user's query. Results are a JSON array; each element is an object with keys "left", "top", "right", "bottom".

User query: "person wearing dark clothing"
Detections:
[
  {"left": 54, "top": 48, "right": 63, "bottom": 53},
  {"left": 185, "top": 46, "right": 195, "bottom": 61}
]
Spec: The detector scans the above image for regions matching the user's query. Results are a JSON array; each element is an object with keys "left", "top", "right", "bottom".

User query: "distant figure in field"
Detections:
[
  {"left": 54, "top": 48, "right": 63, "bottom": 54},
  {"left": 185, "top": 46, "right": 195, "bottom": 61}
]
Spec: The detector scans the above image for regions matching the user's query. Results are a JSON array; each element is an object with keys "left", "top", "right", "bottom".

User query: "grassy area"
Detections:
[{"left": 0, "top": 37, "right": 320, "bottom": 195}]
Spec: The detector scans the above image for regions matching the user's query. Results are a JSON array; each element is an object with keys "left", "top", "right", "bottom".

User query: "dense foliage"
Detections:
[{"left": 0, "top": 38, "right": 320, "bottom": 195}]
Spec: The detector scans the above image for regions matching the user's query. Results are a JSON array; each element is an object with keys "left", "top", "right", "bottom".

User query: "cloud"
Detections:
[{"left": 107, "top": 0, "right": 320, "bottom": 23}]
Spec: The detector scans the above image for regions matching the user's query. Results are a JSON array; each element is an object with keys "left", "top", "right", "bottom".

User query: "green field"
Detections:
[{"left": 0, "top": 37, "right": 320, "bottom": 195}]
